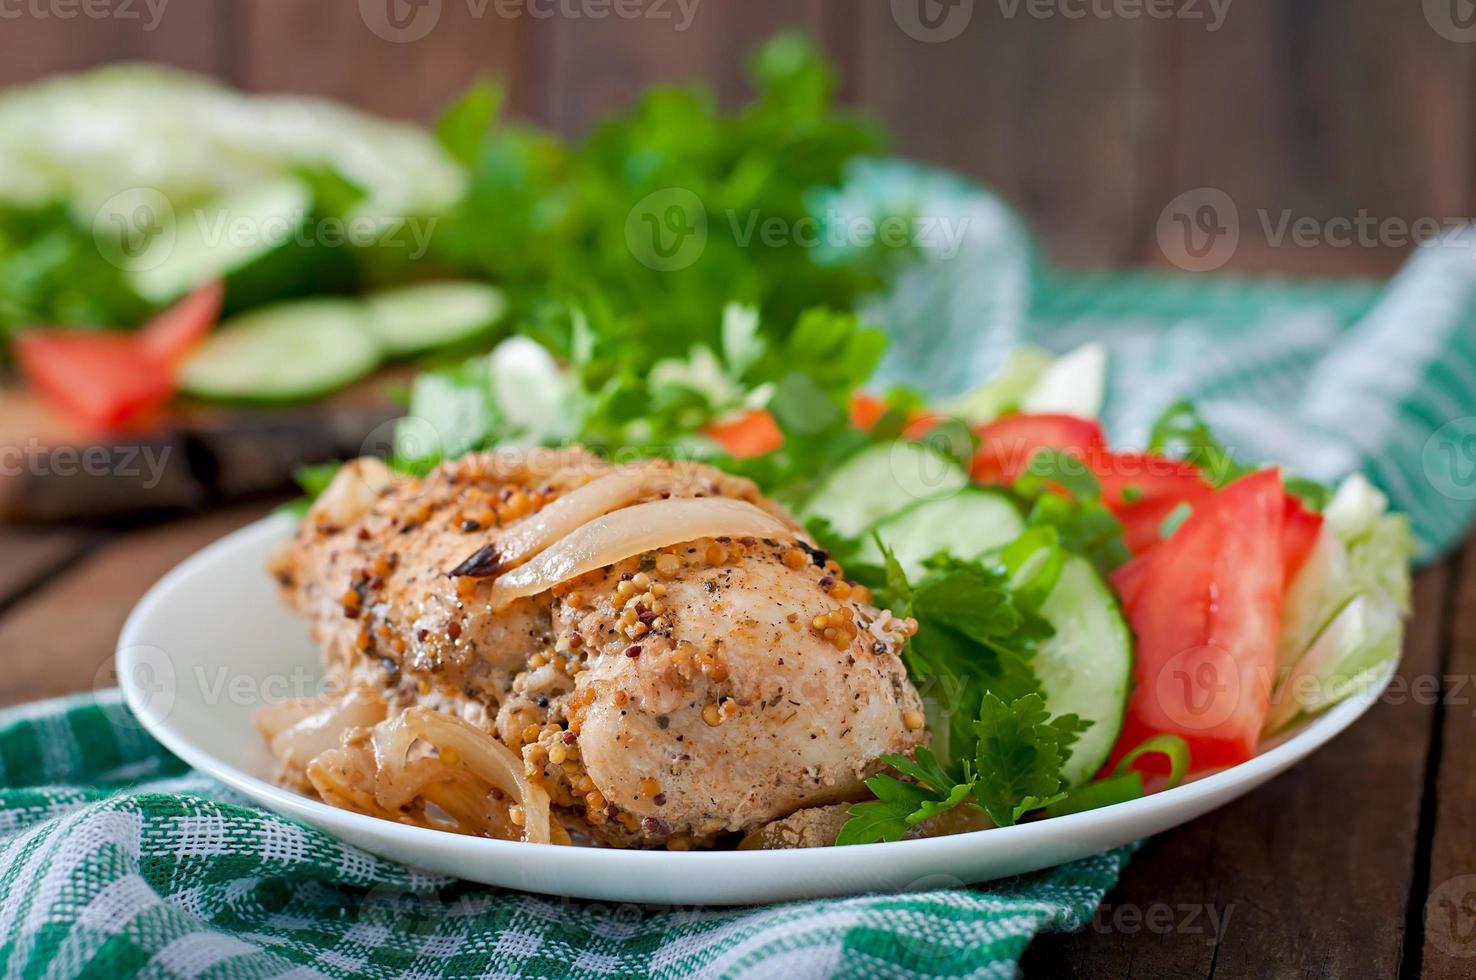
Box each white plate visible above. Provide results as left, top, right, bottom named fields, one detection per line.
left=118, top=512, right=1393, bottom=906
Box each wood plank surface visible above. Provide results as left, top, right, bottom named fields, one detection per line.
left=0, top=0, right=226, bottom=86
left=531, top=0, right=838, bottom=137
left=1152, top=0, right=1473, bottom=276
left=0, top=501, right=279, bottom=706
left=230, top=0, right=525, bottom=122
left=1420, top=543, right=1476, bottom=977
left=854, top=3, right=1166, bottom=267
left=0, top=527, right=98, bottom=611
left=1024, top=562, right=1452, bottom=977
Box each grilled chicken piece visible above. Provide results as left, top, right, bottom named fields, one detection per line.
left=271, top=449, right=925, bottom=847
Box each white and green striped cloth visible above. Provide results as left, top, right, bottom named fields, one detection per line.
left=0, top=692, right=1129, bottom=979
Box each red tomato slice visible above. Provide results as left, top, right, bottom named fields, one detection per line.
left=703, top=409, right=783, bottom=458
left=849, top=392, right=885, bottom=430
left=1281, top=492, right=1324, bottom=582
left=1093, top=451, right=1211, bottom=509
left=1110, top=469, right=1286, bottom=774
left=138, top=280, right=224, bottom=369
left=971, top=413, right=1107, bottom=484
left=901, top=412, right=943, bottom=440
left=1112, top=495, right=1188, bottom=556
left=14, top=330, right=173, bottom=429
left=1093, top=451, right=1214, bottom=554
left=1110, top=549, right=1154, bottom=612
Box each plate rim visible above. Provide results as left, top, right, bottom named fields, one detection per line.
left=117, top=511, right=1396, bottom=885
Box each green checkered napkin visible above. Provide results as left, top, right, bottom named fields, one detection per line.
left=0, top=692, right=1128, bottom=979
left=6, top=161, right=1471, bottom=979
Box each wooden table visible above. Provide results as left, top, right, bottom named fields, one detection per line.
left=0, top=506, right=1467, bottom=977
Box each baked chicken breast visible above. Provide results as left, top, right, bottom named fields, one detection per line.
left=267, top=448, right=925, bottom=848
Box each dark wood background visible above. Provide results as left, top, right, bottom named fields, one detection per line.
left=6, top=0, right=1472, bottom=276
left=5, top=2, right=1476, bottom=977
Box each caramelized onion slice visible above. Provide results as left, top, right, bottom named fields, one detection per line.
left=268, top=690, right=387, bottom=771
left=490, top=496, right=794, bottom=608
left=455, top=463, right=755, bottom=578
left=395, top=707, right=554, bottom=844
left=452, top=468, right=657, bottom=578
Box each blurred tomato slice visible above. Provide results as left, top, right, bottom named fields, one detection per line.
left=15, top=331, right=173, bottom=429
left=1281, top=492, right=1324, bottom=582
left=1093, top=451, right=1211, bottom=508
left=703, top=408, right=783, bottom=458
left=1110, top=549, right=1153, bottom=612
left=849, top=392, right=886, bottom=430
left=138, top=280, right=225, bottom=368
left=1110, top=469, right=1286, bottom=774
left=971, top=413, right=1107, bottom=484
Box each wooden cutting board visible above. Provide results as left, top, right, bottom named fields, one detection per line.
left=0, top=372, right=407, bottom=524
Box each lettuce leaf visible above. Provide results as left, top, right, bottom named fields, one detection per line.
left=1266, top=474, right=1415, bottom=733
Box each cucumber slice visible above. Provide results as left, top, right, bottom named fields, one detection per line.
left=129, top=179, right=355, bottom=311
left=852, top=489, right=1024, bottom=578
left=365, top=281, right=507, bottom=356
left=1034, top=554, right=1133, bottom=786
left=179, top=299, right=383, bottom=402
left=801, top=442, right=969, bottom=539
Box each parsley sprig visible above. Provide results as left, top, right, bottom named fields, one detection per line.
left=834, top=536, right=1091, bottom=844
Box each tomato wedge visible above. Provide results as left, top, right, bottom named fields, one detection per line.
left=1110, top=469, right=1286, bottom=774
left=971, top=413, right=1107, bottom=484
left=1110, top=549, right=1153, bottom=612
left=1091, top=451, right=1211, bottom=554
left=703, top=409, right=784, bottom=458
left=15, top=331, right=174, bottom=429
left=1281, top=493, right=1324, bottom=582
left=138, top=280, right=224, bottom=368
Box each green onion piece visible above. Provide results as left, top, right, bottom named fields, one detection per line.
left=1044, top=772, right=1145, bottom=818
left=1113, top=733, right=1192, bottom=788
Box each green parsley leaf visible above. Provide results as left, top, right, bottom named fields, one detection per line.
left=834, top=748, right=978, bottom=845
left=1018, top=487, right=1130, bottom=579
left=1148, top=400, right=1253, bottom=488
left=972, top=693, right=1087, bottom=826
